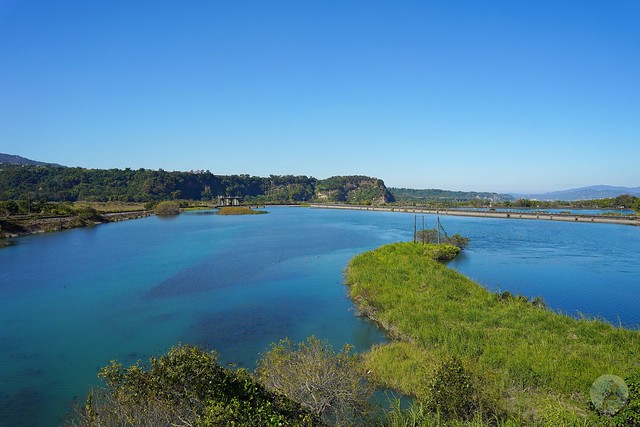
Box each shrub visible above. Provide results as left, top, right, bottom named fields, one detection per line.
left=154, top=201, right=180, bottom=216
left=611, top=373, right=640, bottom=426
left=425, top=356, right=479, bottom=421
left=416, top=229, right=470, bottom=249
left=448, top=233, right=470, bottom=249
left=256, top=337, right=375, bottom=426
left=429, top=244, right=461, bottom=261
left=74, top=206, right=102, bottom=222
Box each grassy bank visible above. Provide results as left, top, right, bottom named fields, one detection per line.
left=73, top=201, right=147, bottom=213
left=345, top=243, right=640, bottom=425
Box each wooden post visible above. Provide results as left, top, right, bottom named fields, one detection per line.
left=413, top=215, right=417, bottom=243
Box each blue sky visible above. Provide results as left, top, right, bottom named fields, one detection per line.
left=1, top=1, right=638, bottom=193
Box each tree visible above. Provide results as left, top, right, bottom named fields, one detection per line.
left=256, top=337, right=375, bottom=426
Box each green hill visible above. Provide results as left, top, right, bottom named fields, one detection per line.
left=0, top=163, right=393, bottom=205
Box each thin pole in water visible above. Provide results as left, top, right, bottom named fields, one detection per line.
left=413, top=215, right=417, bottom=243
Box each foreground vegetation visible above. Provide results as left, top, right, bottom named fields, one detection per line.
left=69, top=338, right=383, bottom=426
left=66, top=345, right=320, bottom=426
left=345, top=242, right=640, bottom=425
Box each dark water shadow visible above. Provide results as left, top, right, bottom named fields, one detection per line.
left=144, top=224, right=373, bottom=300
left=0, top=388, right=46, bottom=427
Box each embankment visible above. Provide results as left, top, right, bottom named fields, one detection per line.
left=311, top=203, right=640, bottom=226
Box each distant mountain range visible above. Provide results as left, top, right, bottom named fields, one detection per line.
left=511, top=186, right=640, bottom=201
left=0, top=153, right=63, bottom=167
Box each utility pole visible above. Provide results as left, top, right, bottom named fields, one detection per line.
left=437, top=216, right=441, bottom=245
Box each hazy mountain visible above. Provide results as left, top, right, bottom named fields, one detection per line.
left=0, top=153, right=63, bottom=167
left=512, top=185, right=640, bottom=201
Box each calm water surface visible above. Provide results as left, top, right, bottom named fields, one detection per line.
left=1, top=206, right=639, bottom=425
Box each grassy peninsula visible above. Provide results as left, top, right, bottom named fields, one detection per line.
left=345, top=242, right=640, bottom=425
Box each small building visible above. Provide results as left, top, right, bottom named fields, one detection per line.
left=218, top=196, right=242, bottom=207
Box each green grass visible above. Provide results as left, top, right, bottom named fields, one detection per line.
left=345, top=242, right=640, bottom=425
left=217, top=206, right=267, bottom=215
left=74, top=201, right=147, bottom=213
left=181, top=205, right=214, bottom=211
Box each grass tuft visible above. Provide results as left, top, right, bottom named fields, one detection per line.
left=216, top=206, right=267, bottom=215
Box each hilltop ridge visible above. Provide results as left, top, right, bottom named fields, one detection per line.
left=0, top=153, right=63, bottom=167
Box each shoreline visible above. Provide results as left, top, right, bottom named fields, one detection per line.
left=3, top=202, right=637, bottom=244
left=0, top=210, right=152, bottom=242
left=309, top=203, right=640, bottom=226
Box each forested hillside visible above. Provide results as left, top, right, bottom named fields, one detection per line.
left=0, top=164, right=393, bottom=205
left=316, top=176, right=394, bottom=204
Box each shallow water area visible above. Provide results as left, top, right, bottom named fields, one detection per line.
left=1, top=206, right=639, bottom=425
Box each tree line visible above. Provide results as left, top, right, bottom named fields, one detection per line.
left=0, top=164, right=393, bottom=205
left=391, top=188, right=640, bottom=212
left=503, top=195, right=640, bottom=211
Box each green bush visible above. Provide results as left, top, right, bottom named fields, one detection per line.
left=154, top=201, right=180, bottom=216
left=429, top=244, right=461, bottom=261
left=448, top=233, right=470, bottom=249
left=611, top=373, right=640, bottom=426
left=426, top=356, right=479, bottom=421
left=74, top=206, right=102, bottom=222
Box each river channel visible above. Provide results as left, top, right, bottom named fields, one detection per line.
left=1, top=206, right=638, bottom=425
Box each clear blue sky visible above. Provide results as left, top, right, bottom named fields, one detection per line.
left=1, top=1, right=638, bottom=193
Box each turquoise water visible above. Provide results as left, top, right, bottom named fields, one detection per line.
left=1, top=206, right=639, bottom=425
